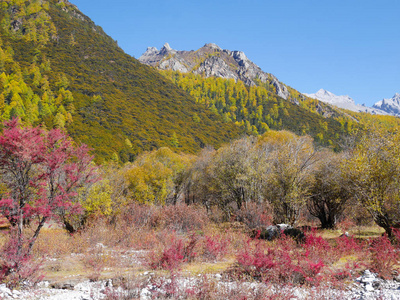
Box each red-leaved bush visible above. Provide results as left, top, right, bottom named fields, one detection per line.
left=0, top=234, right=43, bottom=288
left=202, top=234, right=229, bottom=261
left=235, top=236, right=327, bottom=286
left=335, top=235, right=363, bottom=257
left=147, top=233, right=198, bottom=271
left=302, top=232, right=333, bottom=264
left=368, top=235, right=399, bottom=279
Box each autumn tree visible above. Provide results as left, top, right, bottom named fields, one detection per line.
left=124, top=147, right=193, bottom=205
left=179, top=146, right=215, bottom=207
left=206, top=136, right=259, bottom=217
left=344, top=128, right=400, bottom=237
left=57, top=163, right=129, bottom=233
left=307, top=151, right=350, bottom=229
left=0, top=118, right=95, bottom=274
left=260, top=131, right=317, bottom=225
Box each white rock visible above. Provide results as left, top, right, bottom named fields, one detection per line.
left=0, top=284, right=12, bottom=297
left=365, top=283, right=375, bottom=292
left=140, top=287, right=151, bottom=300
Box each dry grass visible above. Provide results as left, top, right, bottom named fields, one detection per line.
left=1, top=204, right=394, bottom=291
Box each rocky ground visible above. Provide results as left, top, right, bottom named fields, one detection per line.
left=1, top=270, right=400, bottom=300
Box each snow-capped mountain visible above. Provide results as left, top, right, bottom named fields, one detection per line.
left=304, top=89, right=387, bottom=115
left=373, top=93, right=400, bottom=116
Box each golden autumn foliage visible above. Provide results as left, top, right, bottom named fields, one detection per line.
left=343, top=127, right=400, bottom=236
left=124, top=148, right=194, bottom=205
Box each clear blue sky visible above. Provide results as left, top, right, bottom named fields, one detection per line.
left=70, top=0, right=399, bottom=106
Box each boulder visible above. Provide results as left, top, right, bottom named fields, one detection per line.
left=251, top=224, right=305, bottom=242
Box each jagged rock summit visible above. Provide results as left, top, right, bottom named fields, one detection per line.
left=139, top=43, right=290, bottom=99
left=373, top=93, right=400, bottom=116
left=304, top=89, right=388, bottom=115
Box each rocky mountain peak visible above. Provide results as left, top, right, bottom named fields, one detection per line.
left=203, top=43, right=221, bottom=50
left=138, top=43, right=290, bottom=100
left=160, top=42, right=173, bottom=54
left=143, top=46, right=158, bottom=55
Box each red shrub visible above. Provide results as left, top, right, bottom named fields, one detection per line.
left=202, top=234, right=229, bottom=261
left=235, top=238, right=324, bottom=285
left=233, top=233, right=337, bottom=286
left=303, top=232, right=332, bottom=264
left=0, top=235, right=43, bottom=288
left=368, top=235, right=399, bottom=279
left=335, top=235, right=363, bottom=256
left=147, top=233, right=198, bottom=271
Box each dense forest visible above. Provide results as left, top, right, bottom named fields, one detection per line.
left=162, top=70, right=350, bottom=148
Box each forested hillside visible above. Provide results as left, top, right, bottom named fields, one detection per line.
left=162, top=70, right=350, bottom=148
left=141, top=44, right=400, bottom=150
left=0, top=0, right=241, bottom=162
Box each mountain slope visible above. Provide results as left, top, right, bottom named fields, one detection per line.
left=0, top=0, right=241, bottom=162
left=304, top=89, right=387, bottom=115
left=140, top=44, right=367, bottom=148
left=160, top=71, right=350, bottom=148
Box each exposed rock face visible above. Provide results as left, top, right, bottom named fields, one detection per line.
left=139, top=43, right=290, bottom=100
left=194, top=56, right=237, bottom=80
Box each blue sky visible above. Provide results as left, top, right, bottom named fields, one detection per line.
left=70, top=0, right=399, bottom=106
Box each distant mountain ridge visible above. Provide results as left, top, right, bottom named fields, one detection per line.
left=139, top=43, right=290, bottom=99
left=373, top=93, right=400, bottom=116
left=140, top=44, right=399, bottom=120
left=304, top=89, right=388, bottom=115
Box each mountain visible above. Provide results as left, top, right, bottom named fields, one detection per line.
left=304, top=89, right=388, bottom=115
left=373, top=93, right=400, bottom=116
left=0, top=0, right=241, bottom=162
left=140, top=43, right=374, bottom=148
left=139, top=43, right=290, bottom=100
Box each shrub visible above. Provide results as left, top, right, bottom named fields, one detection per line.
left=156, top=203, right=209, bottom=232
left=235, top=202, right=273, bottom=229
left=121, top=202, right=159, bottom=229
left=0, top=235, right=43, bottom=288
left=147, top=233, right=198, bottom=271
left=303, top=232, right=332, bottom=264
left=368, top=235, right=399, bottom=279
left=335, top=235, right=363, bottom=257
left=233, top=234, right=331, bottom=286
left=202, top=234, right=229, bottom=261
